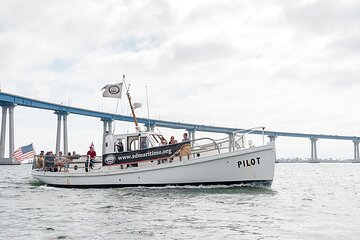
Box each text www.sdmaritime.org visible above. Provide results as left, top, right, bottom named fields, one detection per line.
left=117, top=149, right=173, bottom=161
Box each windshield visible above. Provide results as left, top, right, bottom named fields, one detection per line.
left=151, top=134, right=163, bottom=143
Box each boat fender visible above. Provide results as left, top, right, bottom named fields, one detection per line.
left=74, top=165, right=78, bottom=170
left=197, top=153, right=200, bottom=157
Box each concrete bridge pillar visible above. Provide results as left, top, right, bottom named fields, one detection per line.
left=101, top=118, right=113, bottom=155
left=55, top=113, right=61, bottom=154
left=147, top=124, right=155, bottom=132
left=63, top=113, right=69, bottom=154
left=309, top=137, right=319, bottom=163
left=9, top=105, right=15, bottom=158
left=268, top=135, right=277, bottom=142
left=0, top=106, right=8, bottom=158
left=353, top=140, right=360, bottom=163
left=55, top=111, right=69, bottom=155
left=0, top=104, right=16, bottom=164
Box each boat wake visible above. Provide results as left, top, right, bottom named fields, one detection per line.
left=126, top=182, right=273, bottom=190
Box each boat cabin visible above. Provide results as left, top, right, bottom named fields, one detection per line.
left=104, top=132, right=166, bottom=154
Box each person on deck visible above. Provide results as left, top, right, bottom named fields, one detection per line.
left=180, top=133, right=191, bottom=160
left=55, top=151, right=65, bottom=172
left=168, top=137, right=178, bottom=162
left=85, top=143, right=96, bottom=172
left=182, top=133, right=190, bottom=142
left=64, top=152, right=72, bottom=172
left=37, top=151, right=45, bottom=169
left=44, top=151, right=55, bottom=171
left=160, top=137, right=167, bottom=145
left=169, top=136, right=177, bottom=145
left=71, top=151, right=81, bottom=159
left=116, top=139, right=124, bottom=152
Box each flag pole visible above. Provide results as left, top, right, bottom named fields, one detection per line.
left=31, top=143, right=36, bottom=165
left=145, top=85, right=151, bottom=131
left=123, top=75, right=140, bottom=131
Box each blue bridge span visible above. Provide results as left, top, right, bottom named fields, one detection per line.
left=0, top=91, right=359, bottom=164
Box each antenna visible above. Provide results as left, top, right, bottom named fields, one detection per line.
left=113, top=76, right=125, bottom=134
left=145, top=85, right=150, bottom=131
left=113, top=92, right=121, bottom=134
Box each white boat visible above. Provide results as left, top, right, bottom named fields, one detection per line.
left=31, top=130, right=276, bottom=187
left=31, top=77, right=276, bottom=187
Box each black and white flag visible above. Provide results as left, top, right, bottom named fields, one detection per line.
left=102, top=83, right=123, bottom=98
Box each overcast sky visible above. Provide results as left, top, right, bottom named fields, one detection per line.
left=1, top=0, right=360, bottom=159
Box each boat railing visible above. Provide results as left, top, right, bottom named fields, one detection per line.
left=32, top=154, right=103, bottom=172
left=230, top=126, right=265, bottom=151
left=189, top=137, right=221, bottom=154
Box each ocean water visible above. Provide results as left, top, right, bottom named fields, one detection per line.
left=0, top=163, right=359, bottom=240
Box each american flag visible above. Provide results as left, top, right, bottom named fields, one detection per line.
left=13, top=143, right=35, bottom=161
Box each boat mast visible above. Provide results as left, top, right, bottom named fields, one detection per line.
left=123, top=75, right=140, bottom=131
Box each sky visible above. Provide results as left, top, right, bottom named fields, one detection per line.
left=0, top=0, right=360, bottom=159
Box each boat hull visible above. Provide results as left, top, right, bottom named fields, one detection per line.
left=31, top=143, right=276, bottom=187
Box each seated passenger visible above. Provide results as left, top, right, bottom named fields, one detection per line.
left=160, top=137, right=167, bottom=145
left=64, top=152, right=72, bottom=171
left=168, top=137, right=178, bottom=162
left=37, top=150, right=45, bottom=169
left=55, top=151, right=65, bottom=172
left=182, top=133, right=190, bottom=142
left=71, top=151, right=81, bottom=159
left=169, top=136, right=177, bottom=145
left=44, top=151, right=55, bottom=171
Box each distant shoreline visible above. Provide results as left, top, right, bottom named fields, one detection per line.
left=276, top=159, right=357, bottom=163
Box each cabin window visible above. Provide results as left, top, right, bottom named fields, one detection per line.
left=129, top=139, right=139, bottom=151
left=140, top=137, right=151, bottom=149
left=151, top=134, right=159, bottom=143
left=128, top=136, right=139, bottom=151
left=114, top=139, right=125, bottom=152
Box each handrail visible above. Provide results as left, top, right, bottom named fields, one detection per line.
left=230, top=126, right=266, bottom=151
left=188, top=137, right=221, bottom=154
left=32, top=154, right=103, bottom=170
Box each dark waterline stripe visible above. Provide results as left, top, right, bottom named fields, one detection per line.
left=45, top=180, right=272, bottom=188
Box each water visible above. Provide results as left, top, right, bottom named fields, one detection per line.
left=0, top=163, right=359, bottom=240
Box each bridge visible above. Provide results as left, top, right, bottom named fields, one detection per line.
left=0, top=91, right=359, bottom=164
